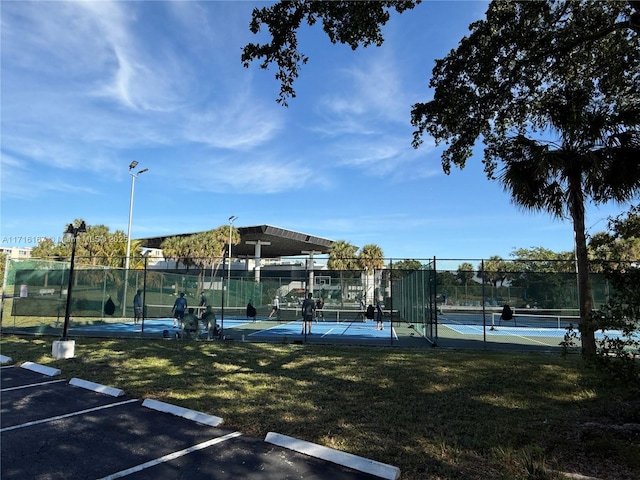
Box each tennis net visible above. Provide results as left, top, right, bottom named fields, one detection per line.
left=437, top=306, right=580, bottom=329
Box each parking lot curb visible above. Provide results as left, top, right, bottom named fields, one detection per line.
left=265, top=432, right=401, bottom=480
left=142, top=398, right=223, bottom=427
left=20, top=361, right=61, bottom=377
left=69, top=378, right=125, bottom=397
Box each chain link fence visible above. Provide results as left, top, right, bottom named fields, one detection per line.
left=0, top=256, right=631, bottom=350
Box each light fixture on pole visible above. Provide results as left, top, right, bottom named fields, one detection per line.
left=52, top=221, right=87, bottom=359
left=227, top=215, right=237, bottom=306
left=122, top=161, right=148, bottom=316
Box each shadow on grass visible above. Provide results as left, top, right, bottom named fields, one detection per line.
left=1, top=334, right=638, bottom=480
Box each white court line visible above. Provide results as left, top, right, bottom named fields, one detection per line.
left=248, top=321, right=300, bottom=336
left=499, top=331, right=557, bottom=346
left=97, top=431, right=243, bottom=479
left=456, top=325, right=560, bottom=347
left=0, top=399, right=138, bottom=432
left=321, top=328, right=337, bottom=338
left=2, top=379, right=66, bottom=392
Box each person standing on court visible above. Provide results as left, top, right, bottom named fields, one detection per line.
left=171, top=292, right=187, bottom=328
left=246, top=300, right=257, bottom=322
left=315, top=297, right=324, bottom=320
left=133, top=289, right=143, bottom=325
left=375, top=300, right=384, bottom=331
left=365, top=303, right=375, bottom=323
left=268, top=295, right=279, bottom=319
left=301, top=292, right=315, bottom=335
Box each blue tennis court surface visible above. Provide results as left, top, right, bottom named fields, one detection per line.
left=251, top=321, right=397, bottom=339
left=74, top=318, right=397, bottom=340
left=76, top=317, right=252, bottom=334
left=444, top=324, right=628, bottom=339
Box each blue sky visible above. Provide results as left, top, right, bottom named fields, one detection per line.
left=1, top=1, right=632, bottom=261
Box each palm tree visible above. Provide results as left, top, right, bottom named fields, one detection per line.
left=327, top=240, right=358, bottom=307
left=160, top=236, right=192, bottom=271
left=358, top=244, right=385, bottom=304
left=496, top=90, right=640, bottom=356
left=457, top=262, right=474, bottom=305
left=190, top=231, right=222, bottom=297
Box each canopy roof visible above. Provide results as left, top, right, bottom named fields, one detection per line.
left=139, top=225, right=333, bottom=259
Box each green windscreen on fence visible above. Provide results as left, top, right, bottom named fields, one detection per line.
left=2, top=256, right=626, bottom=348
left=392, top=260, right=438, bottom=344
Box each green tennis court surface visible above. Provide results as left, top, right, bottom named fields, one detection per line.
left=444, top=324, right=629, bottom=339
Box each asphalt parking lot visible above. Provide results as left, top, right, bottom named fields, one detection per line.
left=1, top=356, right=399, bottom=480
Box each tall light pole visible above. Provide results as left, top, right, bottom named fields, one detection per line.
left=61, top=221, right=87, bottom=340
left=122, top=161, right=148, bottom=316
left=227, top=216, right=237, bottom=306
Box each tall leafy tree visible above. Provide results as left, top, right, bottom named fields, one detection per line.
left=585, top=204, right=640, bottom=371
left=30, top=238, right=61, bottom=259
left=478, top=256, right=510, bottom=289
left=410, top=1, right=640, bottom=356
left=241, top=1, right=421, bottom=106
left=327, top=240, right=358, bottom=306
left=510, top=247, right=575, bottom=274
left=243, top=1, right=640, bottom=356
left=30, top=221, right=131, bottom=268
left=589, top=205, right=640, bottom=268
left=242, top=1, right=640, bottom=107
left=391, top=259, right=423, bottom=280
left=510, top=247, right=577, bottom=310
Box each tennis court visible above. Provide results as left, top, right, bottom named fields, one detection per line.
left=246, top=320, right=397, bottom=340
left=72, top=316, right=399, bottom=342
left=444, top=324, right=627, bottom=339
left=76, top=317, right=251, bottom=334
left=429, top=307, right=637, bottom=350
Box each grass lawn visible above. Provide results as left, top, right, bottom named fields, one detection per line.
left=1, top=334, right=638, bottom=480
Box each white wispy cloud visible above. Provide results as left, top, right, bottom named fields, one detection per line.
left=1, top=0, right=285, bottom=198
left=183, top=96, right=284, bottom=150
left=317, top=50, right=408, bottom=130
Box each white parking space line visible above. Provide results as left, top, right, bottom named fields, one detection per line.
left=97, top=431, right=243, bottom=480
left=0, top=399, right=138, bottom=432
left=1, top=379, right=66, bottom=392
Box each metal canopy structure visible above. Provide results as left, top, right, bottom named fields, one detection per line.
left=138, top=225, right=333, bottom=259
